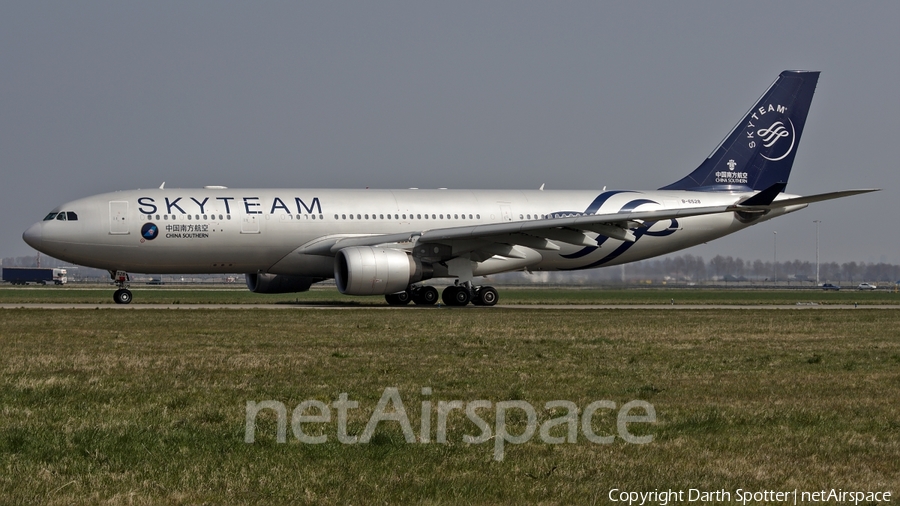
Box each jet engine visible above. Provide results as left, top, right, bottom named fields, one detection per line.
left=334, top=247, right=431, bottom=295
left=245, top=273, right=320, bottom=294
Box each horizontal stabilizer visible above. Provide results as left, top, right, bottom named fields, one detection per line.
left=732, top=188, right=880, bottom=211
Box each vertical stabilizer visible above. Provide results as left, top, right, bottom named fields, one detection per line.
left=660, top=71, right=819, bottom=192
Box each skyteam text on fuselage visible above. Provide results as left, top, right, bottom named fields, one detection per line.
left=22, top=71, right=877, bottom=305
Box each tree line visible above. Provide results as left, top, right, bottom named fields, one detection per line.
left=625, top=254, right=900, bottom=283
left=3, top=253, right=899, bottom=284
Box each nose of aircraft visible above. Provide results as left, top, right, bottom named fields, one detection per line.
left=22, top=223, right=43, bottom=250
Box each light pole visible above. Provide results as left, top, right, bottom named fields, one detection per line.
left=813, top=220, right=821, bottom=286
left=773, top=231, right=777, bottom=286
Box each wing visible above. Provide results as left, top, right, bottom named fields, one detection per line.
left=297, top=204, right=733, bottom=259
left=297, top=188, right=878, bottom=270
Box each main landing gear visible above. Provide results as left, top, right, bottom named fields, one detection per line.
left=442, top=283, right=498, bottom=307
left=384, top=283, right=498, bottom=307
left=385, top=285, right=439, bottom=306
left=111, top=270, right=133, bottom=305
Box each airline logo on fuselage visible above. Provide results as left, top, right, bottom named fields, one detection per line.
left=136, top=196, right=323, bottom=216
left=140, top=223, right=159, bottom=240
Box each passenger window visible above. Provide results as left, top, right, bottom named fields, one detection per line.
left=66, top=212, right=78, bottom=221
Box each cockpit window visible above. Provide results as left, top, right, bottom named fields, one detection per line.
left=56, top=213, right=67, bottom=221
left=66, top=212, right=78, bottom=221
left=44, top=213, right=58, bottom=221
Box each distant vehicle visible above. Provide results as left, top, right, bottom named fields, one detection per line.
left=857, top=282, right=877, bottom=291
left=147, top=278, right=165, bottom=285
left=821, top=283, right=840, bottom=291
left=2, top=267, right=67, bottom=285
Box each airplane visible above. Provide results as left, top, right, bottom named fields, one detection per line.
left=22, top=70, right=877, bottom=306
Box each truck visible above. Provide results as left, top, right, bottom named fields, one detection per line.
left=2, top=267, right=67, bottom=285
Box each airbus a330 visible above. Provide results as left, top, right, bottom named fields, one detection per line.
left=22, top=71, right=876, bottom=305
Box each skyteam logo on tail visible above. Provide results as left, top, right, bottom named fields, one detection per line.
left=745, top=103, right=795, bottom=161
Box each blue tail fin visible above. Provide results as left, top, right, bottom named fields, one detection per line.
left=660, top=70, right=820, bottom=192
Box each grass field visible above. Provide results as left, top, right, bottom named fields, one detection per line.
left=1, top=305, right=898, bottom=504
left=1, top=284, right=898, bottom=306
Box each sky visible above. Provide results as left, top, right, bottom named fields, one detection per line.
left=1, top=2, right=897, bottom=266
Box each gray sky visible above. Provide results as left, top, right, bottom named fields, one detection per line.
left=2, top=2, right=897, bottom=265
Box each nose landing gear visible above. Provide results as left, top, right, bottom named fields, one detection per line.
left=110, top=270, right=133, bottom=304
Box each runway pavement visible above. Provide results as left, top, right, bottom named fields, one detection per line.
left=1, top=303, right=897, bottom=310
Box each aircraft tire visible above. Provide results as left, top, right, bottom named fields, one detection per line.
left=413, top=286, right=438, bottom=305
left=442, top=285, right=470, bottom=306
left=476, top=286, right=498, bottom=306
left=385, top=291, right=411, bottom=306
left=441, top=286, right=458, bottom=306
left=113, top=289, right=133, bottom=305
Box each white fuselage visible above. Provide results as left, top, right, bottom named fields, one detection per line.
left=24, top=187, right=803, bottom=278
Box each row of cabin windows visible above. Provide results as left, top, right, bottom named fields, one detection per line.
left=139, top=214, right=327, bottom=221
left=137, top=212, right=564, bottom=222
left=43, top=212, right=78, bottom=221
left=335, top=213, right=481, bottom=221
left=47, top=211, right=561, bottom=224
left=142, top=214, right=232, bottom=221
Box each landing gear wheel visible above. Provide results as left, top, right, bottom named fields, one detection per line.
left=385, top=291, right=411, bottom=306
left=113, top=288, right=133, bottom=305
left=413, top=286, right=439, bottom=305
left=442, top=285, right=470, bottom=306
left=476, top=286, right=498, bottom=306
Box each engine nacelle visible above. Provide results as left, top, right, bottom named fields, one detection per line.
left=245, top=273, right=320, bottom=294
left=334, top=247, right=431, bottom=295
